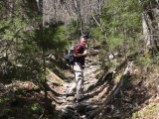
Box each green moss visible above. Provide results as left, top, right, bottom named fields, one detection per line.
left=30, top=103, right=42, bottom=113
left=0, top=97, right=10, bottom=105
left=132, top=104, right=159, bottom=119
left=0, top=108, right=12, bottom=118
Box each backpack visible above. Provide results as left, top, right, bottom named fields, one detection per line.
left=64, top=46, right=75, bottom=65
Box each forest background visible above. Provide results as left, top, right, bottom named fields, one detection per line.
left=0, top=0, right=159, bottom=119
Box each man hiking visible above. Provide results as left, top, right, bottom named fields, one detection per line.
left=73, top=34, right=89, bottom=100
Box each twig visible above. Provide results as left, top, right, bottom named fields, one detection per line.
left=39, top=110, right=45, bottom=119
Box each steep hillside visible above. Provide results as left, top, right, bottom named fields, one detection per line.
left=1, top=41, right=159, bottom=119
left=45, top=46, right=159, bottom=119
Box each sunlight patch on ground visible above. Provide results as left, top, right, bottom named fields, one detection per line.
left=132, top=103, right=159, bottom=119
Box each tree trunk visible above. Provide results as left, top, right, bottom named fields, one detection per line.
left=141, top=0, right=159, bottom=51
left=142, top=12, right=151, bottom=49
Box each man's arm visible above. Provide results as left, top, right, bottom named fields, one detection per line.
left=74, top=49, right=88, bottom=57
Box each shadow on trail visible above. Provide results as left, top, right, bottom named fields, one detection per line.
left=88, top=72, right=151, bottom=119
left=86, top=72, right=113, bottom=92
left=79, top=73, right=114, bottom=102
left=47, top=51, right=152, bottom=119
left=81, top=56, right=129, bottom=101
left=83, top=52, right=151, bottom=119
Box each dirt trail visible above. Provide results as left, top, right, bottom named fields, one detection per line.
left=46, top=56, right=106, bottom=119
left=46, top=53, right=159, bottom=119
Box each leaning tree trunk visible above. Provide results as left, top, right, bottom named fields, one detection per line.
left=141, top=0, right=159, bottom=52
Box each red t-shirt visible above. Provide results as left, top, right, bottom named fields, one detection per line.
left=73, top=43, right=86, bottom=66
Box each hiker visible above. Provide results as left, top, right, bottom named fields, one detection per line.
left=73, top=35, right=89, bottom=100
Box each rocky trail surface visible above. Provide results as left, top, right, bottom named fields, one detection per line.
left=46, top=53, right=159, bottom=119
left=42, top=45, right=159, bottom=119
left=1, top=51, right=159, bottom=119
left=46, top=56, right=104, bottom=119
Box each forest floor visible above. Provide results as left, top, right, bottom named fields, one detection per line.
left=45, top=53, right=159, bottom=119
left=1, top=52, right=159, bottom=119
